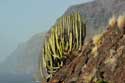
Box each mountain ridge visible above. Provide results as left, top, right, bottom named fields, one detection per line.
left=0, top=32, right=45, bottom=76
left=63, top=0, right=125, bottom=40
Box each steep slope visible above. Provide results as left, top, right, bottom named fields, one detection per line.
left=0, top=32, right=45, bottom=76
left=47, top=15, right=125, bottom=83
left=40, top=0, right=125, bottom=82
left=64, top=0, right=125, bottom=40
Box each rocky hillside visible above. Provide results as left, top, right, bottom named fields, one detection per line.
left=48, top=16, right=125, bottom=83
left=39, top=0, right=125, bottom=83
left=64, top=0, right=125, bottom=40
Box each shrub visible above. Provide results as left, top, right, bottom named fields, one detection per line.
left=117, top=15, right=125, bottom=29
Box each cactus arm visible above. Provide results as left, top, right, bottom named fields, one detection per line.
left=75, top=21, right=79, bottom=50
left=77, top=13, right=83, bottom=50
left=72, top=15, right=76, bottom=51
left=55, top=26, right=62, bottom=59
left=69, top=32, right=73, bottom=52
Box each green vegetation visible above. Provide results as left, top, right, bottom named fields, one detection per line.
left=40, top=12, right=86, bottom=80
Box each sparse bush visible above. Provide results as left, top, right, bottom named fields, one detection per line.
left=92, top=34, right=103, bottom=46
left=108, top=15, right=117, bottom=28
left=117, top=15, right=125, bottom=29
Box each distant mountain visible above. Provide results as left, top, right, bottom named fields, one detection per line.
left=64, top=0, right=125, bottom=40
left=0, top=32, right=45, bottom=76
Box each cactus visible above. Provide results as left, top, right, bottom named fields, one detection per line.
left=40, top=12, right=86, bottom=81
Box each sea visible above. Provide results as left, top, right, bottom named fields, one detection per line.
left=0, top=74, right=41, bottom=83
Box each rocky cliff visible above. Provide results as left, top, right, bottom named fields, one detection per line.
left=64, top=0, right=125, bottom=40
left=48, top=16, right=125, bottom=83
left=39, top=0, right=125, bottom=83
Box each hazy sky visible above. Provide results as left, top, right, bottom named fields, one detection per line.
left=0, top=0, right=93, bottom=62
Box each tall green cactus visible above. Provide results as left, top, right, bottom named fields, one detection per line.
left=41, top=12, right=86, bottom=81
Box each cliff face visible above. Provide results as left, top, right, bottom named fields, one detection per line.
left=48, top=22, right=125, bottom=83
left=41, top=0, right=125, bottom=83
left=64, top=0, right=125, bottom=40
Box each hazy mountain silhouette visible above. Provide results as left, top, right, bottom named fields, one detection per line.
left=0, top=32, right=45, bottom=77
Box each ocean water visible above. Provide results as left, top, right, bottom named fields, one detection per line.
left=0, top=81, right=38, bottom=83
left=0, top=74, right=41, bottom=83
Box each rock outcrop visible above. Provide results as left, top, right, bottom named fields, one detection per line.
left=41, top=0, right=125, bottom=83
left=47, top=16, right=125, bottom=83
left=64, top=0, right=125, bottom=40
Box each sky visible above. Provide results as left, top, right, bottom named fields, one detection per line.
left=0, top=0, right=93, bottom=62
